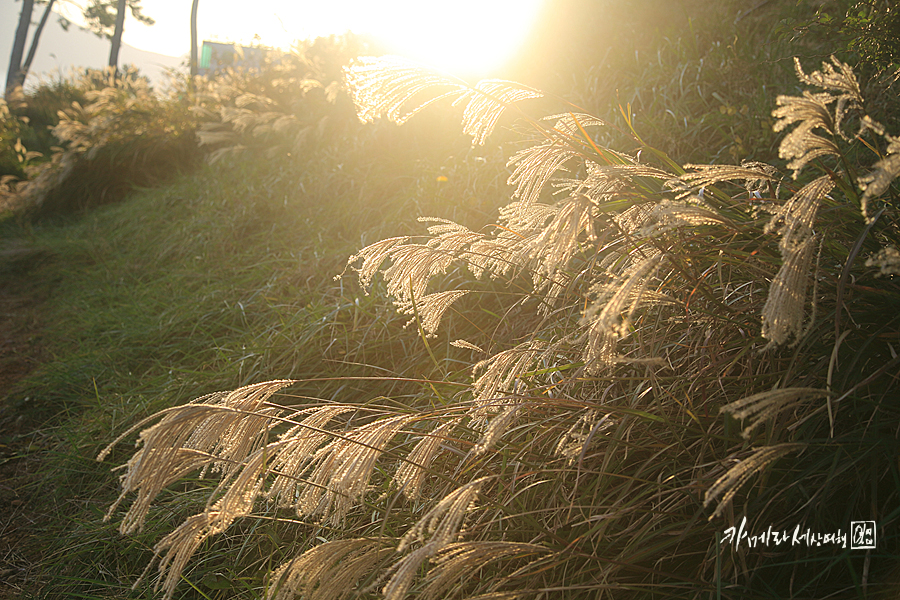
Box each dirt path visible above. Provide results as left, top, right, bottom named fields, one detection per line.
left=0, top=241, right=53, bottom=598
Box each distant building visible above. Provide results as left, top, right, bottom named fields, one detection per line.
left=198, top=41, right=271, bottom=75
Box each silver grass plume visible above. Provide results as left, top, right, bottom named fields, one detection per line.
left=859, top=131, right=900, bottom=222
left=583, top=162, right=670, bottom=183
left=581, top=251, right=664, bottom=372
left=98, top=380, right=294, bottom=535
left=609, top=202, right=656, bottom=238
left=344, top=56, right=542, bottom=145
left=471, top=340, right=550, bottom=402
left=772, top=57, right=862, bottom=179
left=552, top=163, right=626, bottom=209
left=759, top=174, right=832, bottom=347
left=394, top=418, right=462, bottom=499
left=450, top=339, right=486, bottom=353
left=382, top=478, right=490, bottom=600
left=765, top=175, right=833, bottom=251
left=267, top=538, right=394, bottom=600
left=474, top=404, right=521, bottom=455
left=381, top=243, right=458, bottom=303
left=463, top=202, right=556, bottom=280
left=704, top=443, right=804, bottom=519
left=506, top=139, right=580, bottom=210
left=463, top=233, right=524, bottom=281
left=638, top=198, right=730, bottom=237
left=377, top=219, right=482, bottom=306
left=420, top=542, right=549, bottom=600
left=504, top=111, right=615, bottom=214
left=456, top=80, right=544, bottom=145
left=554, top=409, right=615, bottom=465
left=341, top=236, right=410, bottom=291
left=720, top=388, right=830, bottom=440
left=792, top=55, right=862, bottom=139
left=674, top=162, right=779, bottom=198
left=520, top=194, right=597, bottom=288
left=381, top=545, right=436, bottom=600
left=346, top=206, right=591, bottom=339
left=772, top=91, right=840, bottom=179
left=298, top=414, right=414, bottom=524
left=397, top=476, right=489, bottom=553
left=396, top=289, right=471, bottom=337
left=344, top=56, right=466, bottom=125
left=143, top=442, right=274, bottom=599
left=866, top=245, right=900, bottom=277
left=265, top=405, right=357, bottom=506
left=144, top=511, right=227, bottom=599
left=498, top=200, right=559, bottom=234
left=761, top=233, right=818, bottom=347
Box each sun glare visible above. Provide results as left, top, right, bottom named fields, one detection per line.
left=70, top=0, right=545, bottom=80
left=278, top=0, right=545, bottom=78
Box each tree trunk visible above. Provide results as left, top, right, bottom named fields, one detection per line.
left=190, top=0, right=199, bottom=80
left=108, top=0, right=127, bottom=75
left=20, top=0, right=57, bottom=88
left=5, top=0, right=35, bottom=100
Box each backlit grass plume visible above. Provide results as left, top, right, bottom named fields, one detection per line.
left=100, top=55, right=900, bottom=599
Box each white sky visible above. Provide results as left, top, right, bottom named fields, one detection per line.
left=56, top=0, right=545, bottom=77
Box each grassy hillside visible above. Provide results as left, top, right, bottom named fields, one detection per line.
left=1, top=1, right=899, bottom=599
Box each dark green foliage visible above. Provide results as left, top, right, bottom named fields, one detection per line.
left=0, top=99, right=29, bottom=179
left=788, top=0, right=900, bottom=73
left=13, top=77, right=90, bottom=156
left=778, top=1, right=900, bottom=136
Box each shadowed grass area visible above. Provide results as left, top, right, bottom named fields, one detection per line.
left=0, top=133, right=512, bottom=597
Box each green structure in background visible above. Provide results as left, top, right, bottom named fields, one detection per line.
left=198, top=40, right=270, bottom=75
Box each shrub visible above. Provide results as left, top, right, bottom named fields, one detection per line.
left=0, top=97, right=30, bottom=179
left=14, top=75, right=92, bottom=155
left=9, top=66, right=200, bottom=218
left=0, top=97, right=45, bottom=214
left=194, top=34, right=374, bottom=164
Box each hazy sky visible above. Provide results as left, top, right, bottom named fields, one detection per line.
left=54, top=0, right=545, bottom=76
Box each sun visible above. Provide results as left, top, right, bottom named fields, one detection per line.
left=276, top=0, right=545, bottom=79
